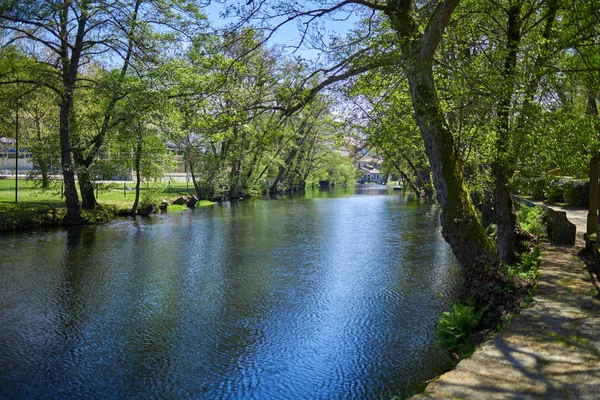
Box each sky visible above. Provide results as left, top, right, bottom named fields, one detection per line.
left=203, top=1, right=360, bottom=61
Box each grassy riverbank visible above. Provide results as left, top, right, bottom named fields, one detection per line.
left=0, top=178, right=214, bottom=232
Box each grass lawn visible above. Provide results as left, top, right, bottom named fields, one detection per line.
left=0, top=178, right=213, bottom=206
left=0, top=178, right=214, bottom=230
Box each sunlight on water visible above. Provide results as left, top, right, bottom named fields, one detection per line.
left=0, top=186, right=459, bottom=399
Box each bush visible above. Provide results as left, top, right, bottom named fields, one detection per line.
left=562, top=179, right=588, bottom=207
left=512, top=175, right=589, bottom=206
left=545, top=178, right=564, bottom=203
left=436, top=300, right=484, bottom=358
left=510, top=175, right=548, bottom=200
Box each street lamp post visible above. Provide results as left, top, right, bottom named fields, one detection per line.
left=14, top=81, right=19, bottom=203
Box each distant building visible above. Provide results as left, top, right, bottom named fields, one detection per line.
left=341, top=136, right=387, bottom=184
left=0, top=137, right=34, bottom=174
left=358, top=165, right=385, bottom=184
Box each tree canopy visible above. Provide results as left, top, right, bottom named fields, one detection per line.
left=1, top=0, right=599, bottom=301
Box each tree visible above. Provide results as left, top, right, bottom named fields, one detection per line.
left=347, top=70, right=433, bottom=198
left=228, top=0, right=500, bottom=294
left=442, top=0, right=598, bottom=262
left=0, top=0, right=206, bottom=222
left=269, top=96, right=333, bottom=193
left=174, top=29, right=329, bottom=200
left=22, top=86, right=60, bottom=189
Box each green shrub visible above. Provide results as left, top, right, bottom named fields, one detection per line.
left=545, top=178, right=564, bottom=202
left=562, top=179, right=588, bottom=207
left=510, top=175, right=548, bottom=200
left=139, top=194, right=157, bottom=209
left=436, top=300, right=483, bottom=358
left=511, top=175, right=589, bottom=206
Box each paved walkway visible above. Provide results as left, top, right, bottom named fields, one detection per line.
left=413, top=207, right=600, bottom=399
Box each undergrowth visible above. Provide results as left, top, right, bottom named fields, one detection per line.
left=435, top=298, right=486, bottom=358
left=517, top=205, right=546, bottom=238
left=503, top=244, right=541, bottom=282
left=435, top=206, right=544, bottom=361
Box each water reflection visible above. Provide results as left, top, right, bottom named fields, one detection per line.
left=0, top=188, right=459, bottom=399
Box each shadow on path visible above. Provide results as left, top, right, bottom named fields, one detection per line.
left=413, top=233, right=600, bottom=399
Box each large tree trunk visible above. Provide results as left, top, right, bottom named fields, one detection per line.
left=494, top=162, right=517, bottom=263
left=58, top=0, right=88, bottom=224
left=406, top=63, right=498, bottom=271
left=496, top=0, right=559, bottom=263
left=76, top=164, right=98, bottom=210
left=59, top=102, right=82, bottom=224
left=71, top=0, right=142, bottom=211
left=494, top=2, right=522, bottom=264
left=385, top=0, right=499, bottom=288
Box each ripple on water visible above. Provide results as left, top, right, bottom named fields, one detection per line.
left=0, top=189, right=459, bottom=399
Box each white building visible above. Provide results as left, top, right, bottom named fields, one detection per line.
left=0, top=137, right=34, bottom=174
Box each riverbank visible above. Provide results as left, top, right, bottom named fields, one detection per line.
left=0, top=180, right=214, bottom=233
left=412, top=213, right=600, bottom=399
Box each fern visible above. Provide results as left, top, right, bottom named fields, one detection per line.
left=435, top=300, right=483, bottom=358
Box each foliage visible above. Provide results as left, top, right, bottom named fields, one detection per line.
left=562, top=180, right=589, bottom=207
left=80, top=205, right=119, bottom=224
left=510, top=175, right=550, bottom=200
left=503, top=245, right=541, bottom=282
left=513, top=176, right=589, bottom=206
left=307, top=151, right=356, bottom=187
left=347, top=71, right=433, bottom=198
left=436, top=299, right=484, bottom=358
left=516, top=206, right=546, bottom=238
left=139, top=185, right=163, bottom=211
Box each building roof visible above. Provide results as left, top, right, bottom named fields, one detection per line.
left=361, top=167, right=381, bottom=174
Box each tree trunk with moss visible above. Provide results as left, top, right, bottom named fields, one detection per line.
left=406, top=62, right=498, bottom=271
left=385, top=0, right=499, bottom=288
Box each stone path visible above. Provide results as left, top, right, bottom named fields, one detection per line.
left=412, top=207, right=600, bottom=399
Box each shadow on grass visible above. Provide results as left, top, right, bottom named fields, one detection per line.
left=0, top=201, right=66, bottom=232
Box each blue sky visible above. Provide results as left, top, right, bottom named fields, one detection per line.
left=203, top=1, right=360, bottom=61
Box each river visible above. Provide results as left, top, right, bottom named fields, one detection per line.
left=0, top=185, right=460, bottom=399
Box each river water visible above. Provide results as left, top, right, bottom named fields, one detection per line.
left=0, top=186, right=460, bottom=399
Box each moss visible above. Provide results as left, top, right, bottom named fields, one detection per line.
left=80, top=205, right=118, bottom=224
left=548, top=332, right=588, bottom=348
left=167, top=204, right=189, bottom=211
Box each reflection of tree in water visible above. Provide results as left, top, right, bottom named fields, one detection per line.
left=61, top=225, right=100, bottom=325
left=39, top=225, right=102, bottom=396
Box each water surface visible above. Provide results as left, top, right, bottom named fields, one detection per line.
left=0, top=186, right=460, bottom=399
